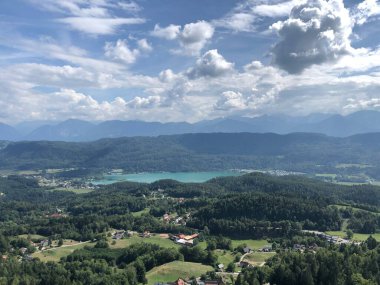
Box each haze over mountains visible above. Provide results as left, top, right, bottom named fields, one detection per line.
left=1, top=110, right=380, bottom=141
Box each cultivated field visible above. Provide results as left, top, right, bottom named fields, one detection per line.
left=146, top=261, right=213, bottom=285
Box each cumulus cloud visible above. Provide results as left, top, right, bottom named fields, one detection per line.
left=152, top=24, right=181, bottom=40
left=152, top=21, right=214, bottom=55
left=126, top=95, right=161, bottom=108
left=270, top=0, right=353, bottom=74
left=137, top=39, right=153, bottom=52
left=215, top=91, right=246, bottom=110
left=187, top=49, right=234, bottom=79
left=104, top=39, right=140, bottom=64
left=353, top=0, right=380, bottom=25
left=244, top=60, right=264, bottom=72
left=159, top=69, right=178, bottom=82
left=104, top=38, right=152, bottom=65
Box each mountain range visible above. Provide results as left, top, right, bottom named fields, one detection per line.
left=1, top=110, right=380, bottom=141
left=1, top=132, right=380, bottom=176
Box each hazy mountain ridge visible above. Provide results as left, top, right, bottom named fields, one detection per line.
left=1, top=110, right=380, bottom=141
left=1, top=132, right=380, bottom=175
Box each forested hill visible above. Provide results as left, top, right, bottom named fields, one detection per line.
left=1, top=132, right=380, bottom=173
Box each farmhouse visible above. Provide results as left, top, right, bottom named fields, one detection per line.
left=112, top=231, right=125, bottom=240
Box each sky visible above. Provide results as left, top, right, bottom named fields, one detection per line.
left=0, top=0, right=380, bottom=124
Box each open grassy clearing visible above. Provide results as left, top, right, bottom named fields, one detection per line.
left=32, top=241, right=95, bottom=262
left=214, top=250, right=240, bottom=272
left=243, top=252, right=276, bottom=266
left=331, top=204, right=379, bottom=215
left=231, top=239, right=270, bottom=250
left=109, top=235, right=180, bottom=249
left=146, top=261, right=213, bottom=285
left=131, top=208, right=150, bottom=217
left=325, top=231, right=380, bottom=241
left=18, top=234, right=46, bottom=241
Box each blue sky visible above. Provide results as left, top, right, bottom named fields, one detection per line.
left=0, top=0, right=380, bottom=124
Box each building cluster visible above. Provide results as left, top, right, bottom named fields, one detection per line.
left=156, top=278, right=222, bottom=285
left=302, top=230, right=360, bottom=245
left=163, top=213, right=190, bottom=226
left=169, top=233, right=199, bottom=246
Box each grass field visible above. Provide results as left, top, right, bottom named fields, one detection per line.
left=146, top=261, right=213, bottom=285
left=18, top=234, right=46, bottom=241
left=32, top=241, right=94, bottom=262
left=215, top=250, right=236, bottom=266
left=131, top=208, right=150, bottom=217
left=243, top=252, right=276, bottom=266
left=231, top=239, right=270, bottom=250
left=331, top=204, right=379, bottom=215
left=109, top=235, right=180, bottom=249
left=325, top=231, right=380, bottom=241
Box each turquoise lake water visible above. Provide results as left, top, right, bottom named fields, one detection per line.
left=91, top=171, right=243, bottom=184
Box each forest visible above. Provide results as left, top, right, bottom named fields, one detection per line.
left=1, top=133, right=380, bottom=179
left=0, top=173, right=380, bottom=284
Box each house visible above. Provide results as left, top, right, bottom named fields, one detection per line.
left=139, top=231, right=151, bottom=238
left=19, top=247, right=28, bottom=255
left=217, top=264, right=224, bottom=271
left=163, top=214, right=171, bottom=223
left=175, top=238, right=193, bottom=246
left=239, top=261, right=251, bottom=268
left=40, top=239, right=49, bottom=248
left=112, top=231, right=125, bottom=240
left=293, top=244, right=306, bottom=251
left=177, top=233, right=199, bottom=241
left=175, top=217, right=183, bottom=224
left=243, top=246, right=252, bottom=254
left=50, top=212, right=66, bottom=219
left=260, top=245, right=272, bottom=252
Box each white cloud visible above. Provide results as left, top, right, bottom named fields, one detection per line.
left=213, top=13, right=256, bottom=32
left=244, top=60, right=264, bottom=72
left=179, top=21, right=214, bottom=55
left=152, top=21, right=214, bottom=56
left=215, top=91, right=246, bottom=110
left=187, top=49, right=234, bottom=78
left=127, top=95, right=161, bottom=108
left=270, top=0, right=353, bottom=74
left=152, top=24, right=181, bottom=40
left=28, top=0, right=145, bottom=35
left=159, top=69, right=178, bottom=82
left=104, top=38, right=153, bottom=65
left=105, top=39, right=140, bottom=64
left=344, top=97, right=380, bottom=110
left=353, top=0, right=380, bottom=25
left=118, top=1, right=142, bottom=13
left=215, top=0, right=301, bottom=32
left=58, top=17, right=145, bottom=35
left=253, top=0, right=302, bottom=18
left=137, top=39, right=153, bottom=52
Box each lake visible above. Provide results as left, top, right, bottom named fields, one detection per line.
left=91, top=171, right=243, bottom=184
